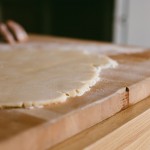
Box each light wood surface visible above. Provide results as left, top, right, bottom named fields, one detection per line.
left=86, top=106, right=150, bottom=150
left=0, top=35, right=150, bottom=150
left=50, top=96, right=150, bottom=150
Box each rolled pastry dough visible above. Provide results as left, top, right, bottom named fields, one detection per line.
left=0, top=49, right=117, bottom=108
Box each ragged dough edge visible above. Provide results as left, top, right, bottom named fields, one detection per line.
left=33, top=57, right=118, bottom=107
left=0, top=55, right=118, bottom=109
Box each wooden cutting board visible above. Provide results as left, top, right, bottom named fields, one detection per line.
left=0, top=35, right=150, bottom=150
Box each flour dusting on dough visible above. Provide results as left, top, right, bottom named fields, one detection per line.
left=0, top=49, right=117, bottom=108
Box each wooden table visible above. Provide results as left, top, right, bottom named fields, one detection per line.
left=1, top=35, right=150, bottom=150
left=50, top=95, right=150, bottom=150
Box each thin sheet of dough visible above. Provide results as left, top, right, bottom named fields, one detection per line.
left=0, top=49, right=117, bottom=108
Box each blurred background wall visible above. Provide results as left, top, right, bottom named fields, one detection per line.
left=0, top=0, right=114, bottom=42
left=114, top=0, right=150, bottom=48
left=0, top=0, right=150, bottom=48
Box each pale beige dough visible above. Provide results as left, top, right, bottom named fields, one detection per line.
left=0, top=49, right=117, bottom=108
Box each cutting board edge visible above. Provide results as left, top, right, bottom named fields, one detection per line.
left=128, top=77, right=150, bottom=104
left=0, top=87, right=128, bottom=150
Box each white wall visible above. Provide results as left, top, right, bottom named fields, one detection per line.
left=113, top=0, right=129, bottom=44
left=114, top=0, right=150, bottom=48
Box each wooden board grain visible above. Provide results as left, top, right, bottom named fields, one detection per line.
left=0, top=35, right=150, bottom=150
left=51, top=96, right=150, bottom=150
left=85, top=108, right=150, bottom=150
